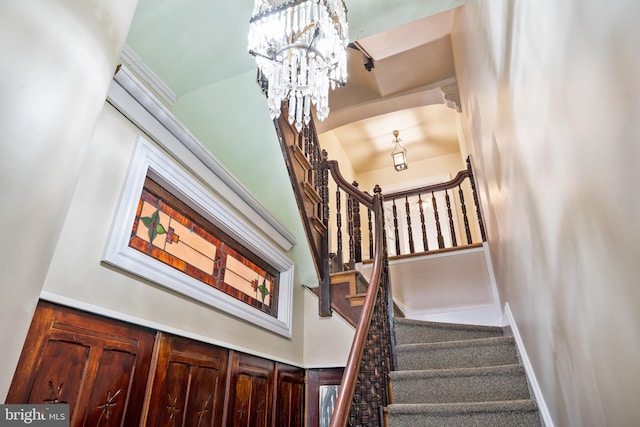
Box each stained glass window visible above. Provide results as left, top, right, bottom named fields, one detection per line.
left=129, top=177, right=279, bottom=317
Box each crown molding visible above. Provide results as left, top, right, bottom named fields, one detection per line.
left=120, top=44, right=177, bottom=106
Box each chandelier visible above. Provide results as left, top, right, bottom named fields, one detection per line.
left=248, top=0, right=349, bottom=131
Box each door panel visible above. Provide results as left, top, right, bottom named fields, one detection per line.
left=232, top=375, right=252, bottom=426
left=274, top=364, right=305, bottom=427
left=250, top=376, right=269, bottom=427
left=83, top=349, right=137, bottom=426
left=155, top=361, right=190, bottom=426
left=27, top=339, right=89, bottom=416
left=226, top=352, right=274, bottom=427
left=6, top=301, right=156, bottom=427
left=184, top=365, right=224, bottom=426
left=146, top=333, right=229, bottom=427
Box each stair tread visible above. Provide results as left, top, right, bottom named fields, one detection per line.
left=394, top=318, right=504, bottom=334
left=389, top=319, right=541, bottom=426
left=394, top=319, right=506, bottom=345
left=391, top=364, right=525, bottom=379
left=387, top=399, right=539, bottom=415
left=397, top=335, right=514, bottom=350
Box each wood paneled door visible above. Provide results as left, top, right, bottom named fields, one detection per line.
left=6, top=301, right=155, bottom=427
left=274, top=364, right=305, bottom=427
left=226, top=352, right=274, bottom=427
left=144, top=333, right=229, bottom=427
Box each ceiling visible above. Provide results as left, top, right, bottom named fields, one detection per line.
left=125, top=0, right=463, bottom=176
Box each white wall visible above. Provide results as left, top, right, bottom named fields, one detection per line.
left=452, top=1, right=640, bottom=425
left=173, top=71, right=319, bottom=288
left=0, top=0, right=138, bottom=400
left=302, top=289, right=354, bottom=367
left=42, top=101, right=309, bottom=366
left=356, top=152, right=464, bottom=194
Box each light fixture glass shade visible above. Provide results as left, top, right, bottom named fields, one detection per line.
left=248, top=0, right=348, bottom=131
left=391, top=130, right=408, bottom=171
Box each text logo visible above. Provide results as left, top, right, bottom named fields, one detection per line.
left=0, top=405, right=68, bottom=426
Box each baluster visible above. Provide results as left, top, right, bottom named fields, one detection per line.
left=368, top=207, right=373, bottom=260
left=467, top=157, right=487, bottom=241
left=312, top=128, right=320, bottom=191
left=319, top=150, right=331, bottom=317
left=352, top=182, right=362, bottom=263
left=298, top=126, right=305, bottom=151
left=335, top=187, right=344, bottom=271
left=321, top=151, right=329, bottom=226
left=404, top=196, right=415, bottom=254
left=311, top=139, right=318, bottom=191
left=418, top=194, right=429, bottom=251
left=459, top=184, right=472, bottom=244
left=432, top=191, right=445, bottom=249
left=302, top=125, right=308, bottom=155
left=445, top=190, right=457, bottom=247
left=347, top=192, right=355, bottom=269
left=392, top=199, right=401, bottom=255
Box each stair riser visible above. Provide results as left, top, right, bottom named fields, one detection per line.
left=391, top=372, right=530, bottom=404
left=389, top=320, right=541, bottom=426
left=387, top=410, right=542, bottom=427
left=397, top=342, right=518, bottom=370
left=395, top=323, right=503, bottom=345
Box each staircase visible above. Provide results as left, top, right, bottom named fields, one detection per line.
left=388, top=318, right=542, bottom=426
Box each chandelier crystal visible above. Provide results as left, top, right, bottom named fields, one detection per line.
left=248, top=0, right=349, bottom=131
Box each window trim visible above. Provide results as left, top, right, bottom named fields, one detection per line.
left=103, top=137, right=294, bottom=337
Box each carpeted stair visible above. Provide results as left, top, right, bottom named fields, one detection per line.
left=387, top=318, right=542, bottom=426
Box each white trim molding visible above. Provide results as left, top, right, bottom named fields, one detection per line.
left=120, top=45, right=177, bottom=106
left=103, top=137, right=295, bottom=337
left=108, top=65, right=296, bottom=252
left=503, top=303, right=554, bottom=427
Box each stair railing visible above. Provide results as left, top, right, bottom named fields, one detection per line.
left=339, top=157, right=487, bottom=261
left=326, top=157, right=396, bottom=427
left=383, top=157, right=486, bottom=254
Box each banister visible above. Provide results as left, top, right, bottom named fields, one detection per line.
left=383, top=168, right=470, bottom=200
left=325, top=157, right=373, bottom=208
left=329, top=184, right=389, bottom=427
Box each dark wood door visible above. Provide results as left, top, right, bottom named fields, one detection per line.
left=273, top=364, right=304, bottom=427
left=145, top=333, right=229, bottom=427
left=6, top=301, right=155, bottom=427
left=226, top=352, right=274, bottom=427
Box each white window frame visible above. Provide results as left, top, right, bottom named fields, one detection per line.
left=103, top=67, right=295, bottom=337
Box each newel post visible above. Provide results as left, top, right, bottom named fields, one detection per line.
left=319, top=149, right=332, bottom=317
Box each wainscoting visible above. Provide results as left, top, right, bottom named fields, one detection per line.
left=6, top=301, right=305, bottom=426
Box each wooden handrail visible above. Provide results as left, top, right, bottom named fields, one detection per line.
left=354, top=157, right=487, bottom=258
left=325, top=158, right=373, bottom=208
left=383, top=168, right=470, bottom=200
left=328, top=168, right=391, bottom=426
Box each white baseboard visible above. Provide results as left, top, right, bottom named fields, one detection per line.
left=503, top=303, right=554, bottom=427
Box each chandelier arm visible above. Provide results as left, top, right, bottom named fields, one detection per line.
left=275, top=44, right=327, bottom=62
left=248, top=49, right=277, bottom=61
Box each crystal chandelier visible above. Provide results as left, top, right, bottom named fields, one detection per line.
left=248, top=0, right=349, bottom=131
